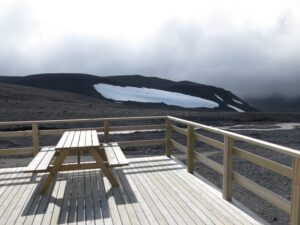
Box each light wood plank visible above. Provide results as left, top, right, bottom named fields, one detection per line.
left=92, top=130, right=100, bottom=146
left=62, top=131, right=76, bottom=149
left=171, top=139, right=187, bottom=153
left=223, top=136, right=234, bottom=201
left=32, top=123, right=39, bottom=155
left=104, top=144, right=119, bottom=166
left=152, top=156, right=255, bottom=225
left=36, top=147, right=56, bottom=171
left=168, top=116, right=300, bottom=158
left=85, top=130, right=93, bottom=147
left=96, top=170, right=113, bottom=225
left=129, top=159, right=193, bottom=225
left=77, top=171, right=86, bottom=225
left=90, top=148, right=119, bottom=187
left=41, top=172, right=63, bottom=225
left=102, top=173, right=123, bottom=225
left=130, top=157, right=223, bottom=225
left=194, top=133, right=224, bottom=150
left=118, top=139, right=165, bottom=148
left=39, top=149, right=70, bottom=194
left=171, top=124, right=187, bottom=136
left=31, top=174, right=56, bottom=225
left=111, top=143, right=129, bottom=166
left=110, top=171, right=132, bottom=225
left=194, top=151, right=224, bottom=174
left=187, top=125, right=194, bottom=173
left=112, top=169, right=142, bottom=225
left=56, top=131, right=70, bottom=149
left=70, top=131, right=81, bottom=148
left=125, top=168, right=169, bottom=225
left=0, top=147, right=33, bottom=156
left=25, top=150, right=48, bottom=172
left=58, top=171, right=73, bottom=224
left=117, top=169, right=158, bottom=225
left=90, top=170, right=104, bottom=225
left=78, top=130, right=86, bottom=148
left=291, top=158, right=300, bottom=224
left=68, top=171, right=79, bottom=225
left=165, top=119, right=172, bottom=157
left=233, top=146, right=292, bottom=178
left=5, top=173, right=41, bottom=225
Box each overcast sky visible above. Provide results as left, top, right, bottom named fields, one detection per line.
left=1, top=0, right=300, bottom=98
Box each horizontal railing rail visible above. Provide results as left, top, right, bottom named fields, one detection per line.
left=0, top=116, right=166, bottom=156
left=0, top=115, right=299, bottom=224
left=166, top=116, right=300, bottom=224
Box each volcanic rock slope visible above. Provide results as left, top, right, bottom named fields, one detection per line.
left=0, top=73, right=256, bottom=111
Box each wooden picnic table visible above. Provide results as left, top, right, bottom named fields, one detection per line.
left=39, top=130, right=119, bottom=194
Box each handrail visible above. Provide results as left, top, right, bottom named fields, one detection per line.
left=167, top=116, right=300, bottom=224
left=168, top=116, right=300, bottom=158
left=0, top=116, right=166, bottom=126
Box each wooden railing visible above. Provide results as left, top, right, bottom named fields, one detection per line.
left=0, top=116, right=166, bottom=156
left=0, top=115, right=299, bottom=224
left=166, top=116, right=300, bottom=225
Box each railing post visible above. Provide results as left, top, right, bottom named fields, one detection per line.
left=165, top=118, right=171, bottom=157
left=290, top=158, right=300, bottom=225
left=223, top=136, right=234, bottom=201
left=104, top=120, right=109, bottom=143
left=32, top=123, right=39, bottom=155
left=187, top=124, right=194, bottom=173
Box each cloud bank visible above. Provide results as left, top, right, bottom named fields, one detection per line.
left=0, top=0, right=300, bottom=98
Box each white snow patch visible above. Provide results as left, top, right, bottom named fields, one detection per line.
left=232, top=98, right=243, bottom=104
left=94, top=83, right=219, bottom=108
left=215, top=94, right=223, bottom=101
left=227, top=104, right=245, bottom=112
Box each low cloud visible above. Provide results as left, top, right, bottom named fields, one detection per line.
left=1, top=0, right=300, bottom=98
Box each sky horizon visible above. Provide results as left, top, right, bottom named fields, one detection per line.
left=1, top=0, right=300, bottom=98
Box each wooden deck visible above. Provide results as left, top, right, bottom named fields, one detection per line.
left=0, top=156, right=266, bottom=225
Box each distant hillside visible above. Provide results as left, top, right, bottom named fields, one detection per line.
left=247, top=95, right=300, bottom=112
left=0, top=73, right=256, bottom=112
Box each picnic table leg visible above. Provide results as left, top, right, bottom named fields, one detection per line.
left=39, top=150, right=69, bottom=194
left=90, top=148, right=119, bottom=187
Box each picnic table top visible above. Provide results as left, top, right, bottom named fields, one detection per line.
left=56, top=130, right=100, bottom=150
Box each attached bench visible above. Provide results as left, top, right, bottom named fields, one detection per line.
left=103, top=142, right=129, bottom=167
left=24, top=146, right=56, bottom=173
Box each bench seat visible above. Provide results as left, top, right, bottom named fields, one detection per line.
left=24, top=146, right=56, bottom=173
left=103, top=142, right=129, bottom=167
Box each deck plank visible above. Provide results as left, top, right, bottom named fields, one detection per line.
left=147, top=157, right=232, bottom=225
left=0, top=171, right=29, bottom=221
left=41, top=172, right=63, bottom=224
left=58, top=171, right=73, bottom=224
left=128, top=160, right=188, bottom=225
left=36, top=147, right=56, bottom=171
left=68, top=171, right=79, bottom=225
left=56, top=132, right=70, bottom=149
left=85, top=130, right=93, bottom=147
left=0, top=157, right=267, bottom=225
left=77, top=170, right=86, bottom=225
left=91, top=170, right=104, bottom=225
left=129, top=160, right=199, bottom=225
left=84, top=169, right=95, bottom=224
left=113, top=169, right=141, bottom=225
left=96, top=171, right=113, bottom=225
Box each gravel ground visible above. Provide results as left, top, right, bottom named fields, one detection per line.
left=1, top=82, right=300, bottom=224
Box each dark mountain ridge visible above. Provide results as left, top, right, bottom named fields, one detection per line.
left=0, top=73, right=256, bottom=111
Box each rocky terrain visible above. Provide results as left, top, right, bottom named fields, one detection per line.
left=0, top=77, right=300, bottom=224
